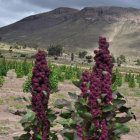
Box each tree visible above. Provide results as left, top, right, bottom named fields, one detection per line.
left=120, top=55, right=126, bottom=63
left=9, top=46, right=13, bottom=53
left=48, top=44, right=63, bottom=56
left=71, top=53, right=74, bottom=61
left=117, top=55, right=126, bottom=66
left=79, top=51, right=87, bottom=58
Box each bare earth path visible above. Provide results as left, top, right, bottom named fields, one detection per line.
left=0, top=70, right=140, bottom=140
left=0, top=70, right=28, bottom=140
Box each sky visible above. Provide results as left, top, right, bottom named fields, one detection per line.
left=0, top=0, right=140, bottom=27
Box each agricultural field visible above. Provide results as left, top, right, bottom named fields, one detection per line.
left=0, top=39, right=140, bottom=140
left=0, top=57, right=139, bottom=139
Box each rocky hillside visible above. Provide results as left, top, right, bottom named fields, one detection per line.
left=1, top=6, right=140, bottom=57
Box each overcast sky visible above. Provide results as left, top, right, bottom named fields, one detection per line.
left=0, top=0, right=140, bottom=27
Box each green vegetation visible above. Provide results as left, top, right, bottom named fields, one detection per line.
left=79, top=51, right=87, bottom=58
left=117, top=55, right=126, bottom=66
left=86, top=55, right=93, bottom=63
left=48, top=44, right=63, bottom=56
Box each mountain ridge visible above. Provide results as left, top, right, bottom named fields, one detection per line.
left=1, top=6, right=140, bottom=57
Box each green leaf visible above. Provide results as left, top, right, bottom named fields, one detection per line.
left=34, top=133, right=42, bottom=140
left=78, top=98, right=86, bottom=104
left=97, top=99, right=101, bottom=104
left=113, top=99, right=126, bottom=108
left=112, top=91, right=124, bottom=99
left=20, top=110, right=35, bottom=123
left=60, top=110, right=72, bottom=119
left=113, top=124, right=130, bottom=137
left=78, top=111, right=92, bottom=120
left=127, top=109, right=132, bottom=117
left=48, top=132, right=58, bottom=140
left=46, top=108, right=57, bottom=122
left=89, top=123, right=95, bottom=134
left=13, top=137, right=19, bottom=140
left=48, top=114, right=57, bottom=123
left=75, top=102, right=86, bottom=112
left=68, top=92, right=78, bottom=99
left=72, top=80, right=82, bottom=88
left=116, top=117, right=132, bottom=123
left=102, top=105, right=115, bottom=112
left=55, top=99, right=71, bottom=109
left=15, top=133, right=31, bottom=140
left=101, top=94, right=107, bottom=99
left=102, top=71, right=108, bottom=75
left=43, top=90, right=47, bottom=97
left=26, top=105, right=32, bottom=110
left=62, top=129, right=74, bottom=140
left=58, top=121, right=69, bottom=126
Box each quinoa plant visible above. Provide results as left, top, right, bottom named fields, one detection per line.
left=22, top=58, right=30, bottom=76
left=125, top=73, right=129, bottom=82
left=0, top=76, right=4, bottom=87
left=23, top=72, right=32, bottom=93
left=114, top=69, right=122, bottom=87
left=136, top=73, right=140, bottom=83
left=56, top=37, right=135, bottom=140
left=15, top=50, right=57, bottom=140
left=0, top=57, right=7, bottom=76
left=16, top=65, right=24, bottom=78
left=128, top=74, right=135, bottom=88
left=65, top=67, right=74, bottom=80
left=49, top=67, right=59, bottom=92
left=60, top=65, right=67, bottom=72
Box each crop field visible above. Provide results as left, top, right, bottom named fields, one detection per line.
left=0, top=38, right=140, bottom=140
left=0, top=65, right=140, bottom=140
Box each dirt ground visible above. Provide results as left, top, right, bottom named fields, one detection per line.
left=0, top=70, right=140, bottom=140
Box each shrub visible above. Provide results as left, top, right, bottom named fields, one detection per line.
left=79, top=51, right=87, bottom=58
left=136, top=59, right=140, bottom=65
left=86, top=55, right=93, bottom=63
left=56, top=37, right=135, bottom=140
left=48, top=44, right=63, bottom=56
left=71, top=53, right=74, bottom=61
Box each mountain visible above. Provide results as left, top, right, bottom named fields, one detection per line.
left=1, top=6, right=140, bottom=57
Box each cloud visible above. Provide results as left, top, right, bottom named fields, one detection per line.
left=0, top=0, right=49, bottom=27
left=0, top=0, right=140, bottom=27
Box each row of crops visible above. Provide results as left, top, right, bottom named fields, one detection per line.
left=0, top=57, right=140, bottom=91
